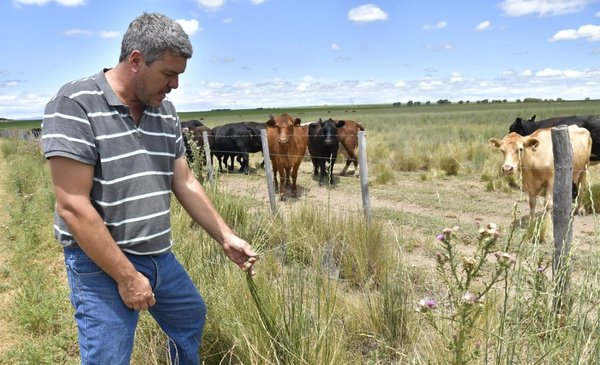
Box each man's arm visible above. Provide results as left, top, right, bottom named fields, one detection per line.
left=48, top=156, right=156, bottom=310
left=171, top=157, right=257, bottom=274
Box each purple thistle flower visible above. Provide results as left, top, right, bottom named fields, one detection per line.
left=417, top=298, right=438, bottom=312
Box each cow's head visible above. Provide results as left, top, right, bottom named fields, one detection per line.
left=508, top=115, right=536, bottom=135
left=489, top=132, right=539, bottom=175
left=266, top=113, right=301, bottom=144
left=318, top=118, right=340, bottom=145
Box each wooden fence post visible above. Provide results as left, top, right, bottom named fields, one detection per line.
left=357, top=130, right=371, bottom=225
left=551, top=125, right=573, bottom=314
left=202, top=131, right=214, bottom=185
left=260, top=129, right=278, bottom=214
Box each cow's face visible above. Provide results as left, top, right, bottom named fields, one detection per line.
left=267, top=113, right=298, bottom=144
left=489, top=133, right=527, bottom=175
left=319, top=119, right=339, bottom=145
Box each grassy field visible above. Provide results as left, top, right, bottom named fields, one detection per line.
left=2, top=100, right=600, bottom=364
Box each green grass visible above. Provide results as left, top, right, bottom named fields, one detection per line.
left=3, top=100, right=600, bottom=364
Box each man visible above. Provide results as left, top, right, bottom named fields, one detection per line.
left=41, top=12, right=257, bottom=365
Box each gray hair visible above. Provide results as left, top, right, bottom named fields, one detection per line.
left=119, top=12, right=193, bottom=64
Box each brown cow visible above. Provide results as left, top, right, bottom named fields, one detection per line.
left=266, top=113, right=308, bottom=199
left=335, top=120, right=365, bottom=176
left=489, top=125, right=591, bottom=219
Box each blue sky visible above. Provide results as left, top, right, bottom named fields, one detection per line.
left=2, top=0, right=600, bottom=119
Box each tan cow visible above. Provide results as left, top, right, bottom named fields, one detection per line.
left=489, top=125, right=591, bottom=219
left=266, top=113, right=308, bottom=199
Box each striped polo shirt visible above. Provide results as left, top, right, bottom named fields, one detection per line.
left=42, top=69, right=186, bottom=255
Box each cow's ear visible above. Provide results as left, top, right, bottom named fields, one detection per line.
left=336, top=120, right=346, bottom=128
left=489, top=138, right=502, bottom=149
left=266, top=116, right=276, bottom=128
left=525, top=138, right=539, bottom=150
left=294, top=118, right=302, bottom=126
left=514, top=117, right=523, bottom=125
left=530, top=114, right=536, bottom=122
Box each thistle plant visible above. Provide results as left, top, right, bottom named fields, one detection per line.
left=418, top=223, right=516, bottom=365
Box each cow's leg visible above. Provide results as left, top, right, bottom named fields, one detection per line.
left=318, top=158, right=327, bottom=186
left=311, top=157, right=319, bottom=175
left=328, top=156, right=336, bottom=184
left=528, top=191, right=538, bottom=220
left=278, top=166, right=288, bottom=200
left=291, top=163, right=301, bottom=197
left=574, top=168, right=588, bottom=215
left=284, top=167, right=292, bottom=189
left=239, top=153, right=249, bottom=174
left=271, top=159, right=280, bottom=193
left=340, top=160, right=351, bottom=176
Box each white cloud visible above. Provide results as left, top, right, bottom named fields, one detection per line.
left=550, top=24, right=600, bottom=41
left=177, top=18, right=201, bottom=36
left=196, top=0, right=225, bottom=10
left=0, top=81, right=19, bottom=87
left=14, top=0, right=85, bottom=6
left=331, top=43, right=341, bottom=50
left=348, top=4, right=388, bottom=23
left=7, top=68, right=600, bottom=119
left=499, top=0, right=594, bottom=17
left=296, top=82, right=310, bottom=91
left=450, top=72, right=464, bottom=83
left=426, top=44, right=455, bottom=52
left=423, top=21, right=447, bottom=30
left=476, top=21, right=491, bottom=31
left=536, top=68, right=584, bottom=78
left=56, top=0, right=85, bottom=5
left=519, top=69, right=534, bottom=77
left=250, top=0, right=266, bottom=4
left=99, top=31, right=120, bottom=39
left=63, top=28, right=93, bottom=36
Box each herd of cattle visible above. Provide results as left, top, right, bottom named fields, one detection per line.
left=12, top=112, right=598, bottom=210
left=490, top=114, right=600, bottom=219
left=181, top=113, right=365, bottom=199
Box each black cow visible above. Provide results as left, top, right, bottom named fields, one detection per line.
left=210, top=121, right=264, bottom=174
left=509, top=114, right=600, bottom=162
left=181, top=119, right=204, bottom=131
left=180, top=119, right=208, bottom=163
left=307, top=118, right=344, bottom=185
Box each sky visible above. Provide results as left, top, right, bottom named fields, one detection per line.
left=2, top=0, right=600, bottom=119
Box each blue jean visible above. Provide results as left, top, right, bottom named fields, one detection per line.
left=64, top=247, right=206, bottom=365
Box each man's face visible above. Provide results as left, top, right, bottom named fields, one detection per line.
left=135, top=52, right=187, bottom=108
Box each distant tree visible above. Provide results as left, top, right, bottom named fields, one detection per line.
left=392, top=102, right=402, bottom=107
left=458, top=100, right=464, bottom=104
left=585, top=97, right=591, bottom=101
left=436, top=99, right=451, bottom=105
left=523, top=97, right=542, bottom=103
left=407, top=100, right=414, bottom=106
left=425, top=101, right=431, bottom=105
left=516, top=99, right=522, bottom=103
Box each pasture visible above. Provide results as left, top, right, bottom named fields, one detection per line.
left=2, top=100, right=600, bottom=364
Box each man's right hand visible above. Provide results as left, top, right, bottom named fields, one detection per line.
left=118, top=272, right=156, bottom=310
